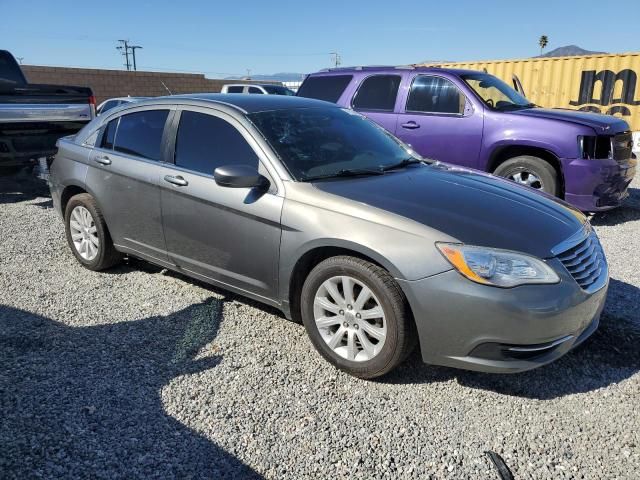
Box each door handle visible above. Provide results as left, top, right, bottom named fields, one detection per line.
left=401, top=121, right=420, bottom=130
left=164, top=175, right=188, bottom=187
left=94, top=155, right=112, bottom=165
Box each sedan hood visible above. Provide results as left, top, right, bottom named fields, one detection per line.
left=511, top=107, right=629, bottom=133
left=313, top=164, right=586, bottom=259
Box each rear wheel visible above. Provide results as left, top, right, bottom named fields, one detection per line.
left=64, top=193, right=122, bottom=271
left=493, top=155, right=559, bottom=197
left=300, top=256, right=415, bottom=379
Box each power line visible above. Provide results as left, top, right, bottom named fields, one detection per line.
left=116, top=40, right=143, bottom=71
left=116, top=40, right=131, bottom=71
left=129, top=45, right=143, bottom=71
left=330, top=51, right=341, bottom=68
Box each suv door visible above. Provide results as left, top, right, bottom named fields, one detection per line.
left=396, top=74, right=482, bottom=167
left=86, top=107, right=173, bottom=263
left=350, top=74, right=403, bottom=134
left=158, top=108, right=283, bottom=300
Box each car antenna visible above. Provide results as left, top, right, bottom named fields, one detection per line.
left=160, top=80, right=173, bottom=95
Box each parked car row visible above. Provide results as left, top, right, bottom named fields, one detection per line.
left=49, top=94, right=610, bottom=378
left=296, top=66, right=637, bottom=212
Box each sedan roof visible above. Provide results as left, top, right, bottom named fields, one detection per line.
left=151, top=93, right=334, bottom=113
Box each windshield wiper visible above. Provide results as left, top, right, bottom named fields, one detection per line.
left=301, top=168, right=385, bottom=182
left=381, top=157, right=424, bottom=171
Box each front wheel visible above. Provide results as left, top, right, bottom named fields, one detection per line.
left=493, top=155, right=559, bottom=197
left=300, top=256, right=416, bottom=379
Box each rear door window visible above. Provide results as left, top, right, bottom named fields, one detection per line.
left=112, top=110, right=169, bottom=161
left=248, top=87, right=263, bottom=94
left=296, top=75, right=353, bottom=103
left=352, top=75, right=401, bottom=111
left=100, top=118, right=118, bottom=149
left=226, top=86, right=244, bottom=93
left=174, top=111, right=259, bottom=176
left=406, top=75, right=465, bottom=114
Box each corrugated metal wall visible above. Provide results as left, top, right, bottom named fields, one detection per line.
left=421, top=52, right=640, bottom=131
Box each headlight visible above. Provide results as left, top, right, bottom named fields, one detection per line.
left=578, top=135, right=612, bottom=160
left=436, top=243, right=560, bottom=287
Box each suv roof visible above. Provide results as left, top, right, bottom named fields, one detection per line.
left=309, top=65, right=480, bottom=76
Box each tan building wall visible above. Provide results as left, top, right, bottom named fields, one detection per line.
left=21, top=65, right=274, bottom=104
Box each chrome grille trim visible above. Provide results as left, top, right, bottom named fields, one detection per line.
left=554, top=223, right=608, bottom=293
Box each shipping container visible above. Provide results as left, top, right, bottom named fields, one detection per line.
left=420, top=52, right=640, bottom=136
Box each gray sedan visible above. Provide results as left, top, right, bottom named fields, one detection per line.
left=48, top=94, right=607, bottom=378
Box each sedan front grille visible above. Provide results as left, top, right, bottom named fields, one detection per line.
left=555, top=229, right=607, bottom=292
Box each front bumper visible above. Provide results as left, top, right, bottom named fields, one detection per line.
left=562, top=156, right=636, bottom=212
left=398, top=259, right=608, bottom=373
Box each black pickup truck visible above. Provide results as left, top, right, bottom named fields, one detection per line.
left=0, top=50, right=95, bottom=174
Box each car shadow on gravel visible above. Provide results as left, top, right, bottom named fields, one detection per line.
left=385, top=278, right=640, bottom=400
left=0, top=301, right=263, bottom=479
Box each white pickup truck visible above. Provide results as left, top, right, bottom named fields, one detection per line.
left=0, top=50, right=95, bottom=174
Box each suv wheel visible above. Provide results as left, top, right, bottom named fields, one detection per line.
left=64, top=193, right=121, bottom=271
left=494, top=155, right=559, bottom=197
left=300, top=256, right=415, bottom=379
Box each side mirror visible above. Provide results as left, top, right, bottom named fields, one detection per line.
left=213, top=164, right=269, bottom=189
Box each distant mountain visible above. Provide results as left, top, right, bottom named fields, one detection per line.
left=224, top=72, right=306, bottom=82
left=536, top=45, right=607, bottom=58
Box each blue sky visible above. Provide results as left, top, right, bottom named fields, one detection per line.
left=2, top=0, right=637, bottom=77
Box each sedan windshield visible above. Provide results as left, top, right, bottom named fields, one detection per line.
left=461, top=73, right=534, bottom=110
left=248, top=107, right=422, bottom=181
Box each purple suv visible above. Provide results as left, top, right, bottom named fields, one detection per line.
left=297, top=66, right=637, bottom=211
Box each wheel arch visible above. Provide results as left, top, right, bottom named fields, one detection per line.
left=487, top=145, right=565, bottom=197
left=60, top=184, right=89, bottom=215
left=284, top=242, right=406, bottom=323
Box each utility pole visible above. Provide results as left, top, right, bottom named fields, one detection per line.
left=246, top=69, right=251, bottom=79
left=16, top=57, right=24, bottom=64
left=129, top=45, right=142, bottom=71
left=330, top=51, right=341, bottom=68
left=117, top=39, right=131, bottom=71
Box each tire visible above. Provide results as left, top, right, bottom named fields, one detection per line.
left=64, top=193, right=122, bottom=271
left=300, top=256, right=416, bottom=379
left=493, top=155, right=559, bottom=197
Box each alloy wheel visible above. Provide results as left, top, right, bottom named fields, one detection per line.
left=69, top=206, right=99, bottom=261
left=313, top=275, right=387, bottom=362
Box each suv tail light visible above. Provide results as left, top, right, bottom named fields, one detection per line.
left=88, top=95, right=97, bottom=118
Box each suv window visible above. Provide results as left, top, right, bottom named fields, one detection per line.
left=296, top=75, right=353, bottom=103
left=174, top=111, right=259, bottom=175
left=407, top=75, right=465, bottom=114
left=248, top=87, right=263, bottom=94
left=112, top=110, right=169, bottom=161
left=352, top=75, right=401, bottom=111
left=226, top=86, right=244, bottom=93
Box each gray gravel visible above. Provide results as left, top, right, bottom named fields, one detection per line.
left=1, top=171, right=639, bottom=479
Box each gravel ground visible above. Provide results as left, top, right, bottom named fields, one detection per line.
left=1, top=171, right=639, bottom=479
